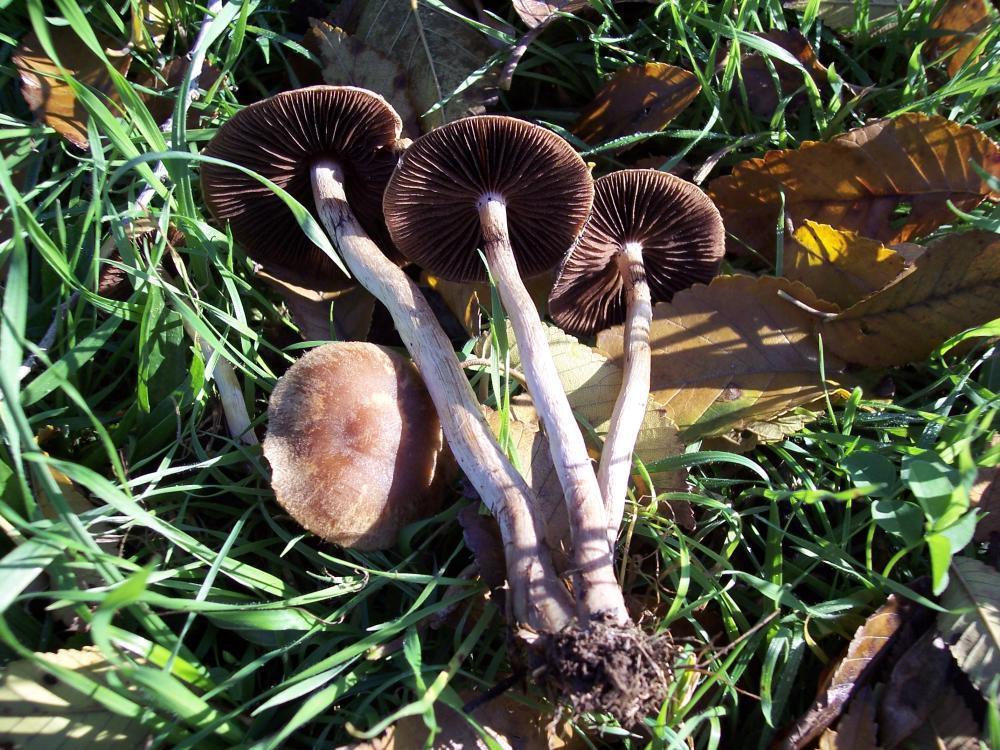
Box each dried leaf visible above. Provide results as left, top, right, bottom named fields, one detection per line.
left=130, top=0, right=170, bottom=52
left=508, top=324, right=686, bottom=490
left=13, top=27, right=131, bottom=150
left=878, top=632, right=955, bottom=748
left=739, top=29, right=827, bottom=118
left=573, top=63, right=701, bottom=146
left=0, top=647, right=147, bottom=749
left=425, top=271, right=553, bottom=338
left=512, top=0, right=588, bottom=28
left=349, top=0, right=497, bottom=130
left=597, top=276, right=844, bottom=441
left=745, top=408, right=822, bottom=444
left=971, top=437, right=1000, bottom=542
left=820, top=230, right=1000, bottom=367
left=928, top=0, right=996, bottom=79
left=784, top=221, right=905, bottom=309
left=902, top=685, right=981, bottom=750
left=817, top=686, right=880, bottom=750
left=308, top=20, right=420, bottom=137
left=708, top=113, right=1000, bottom=258
left=137, top=57, right=223, bottom=126
left=938, top=556, right=1000, bottom=695
left=777, top=595, right=907, bottom=750
left=783, top=0, right=906, bottom=31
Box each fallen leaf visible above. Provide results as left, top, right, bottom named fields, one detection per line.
left=783, top=0, right=906, bottom=31
left=308, top=20, right=420, bottom=137
left=739, top=29, right=827, bottom=118
left=130, top=0, right=170, bottom=52
left=597, top=275, right=844, bottom=441
left=424, top=271, right=553, bottom=338
left=573, top=63, right=701, bottom=146
left=971, top=436, right=1000, bottom=542
left=938, top=556, right=1000, bottom=695
left=13, top=27, right=132, bottom=150
left=708, top=113, right=1000, bottom=258
left=745, top=408, right=823, bottom=444
left=776, top=594, right=908, bottom=750
left=137, top=57, right=223, bottom=126
left=878, top=631, right=955, bottom=748
left=512, top=0, right=588, bottom=28
left=817, top=686, right=880, bottom=750
left=0, top=647, right=147, bottom=749
left=820, top=230, right=1000, bottom=367
left=784, top=221, right=905, bottom=309
left=458, top=504, right=508, bottom=590
left=346, top=0, right=497, bottom=130
left=927, top=0, right=996, bottom=79
left=900, top=684, right=981, bottom=750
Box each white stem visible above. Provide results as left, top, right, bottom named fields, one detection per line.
left=478, top=197, right=629, bottom=625
left=312, top=161, right=574, bottom=632
left=597, top=243, right=651, bottom=546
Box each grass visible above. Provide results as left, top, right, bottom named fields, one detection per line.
left=1, top=0, right=998, bottom=747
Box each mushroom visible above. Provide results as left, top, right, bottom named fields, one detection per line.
left=383, top=115, right=627, bottom=624
left=548, top=170, right=725, bottom=540
left=201, top=86, right=573, bottom=632
left=264, top=342, right=443, bottom=549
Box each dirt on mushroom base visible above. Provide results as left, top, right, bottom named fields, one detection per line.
left=541, top=615, right=675, bottom=727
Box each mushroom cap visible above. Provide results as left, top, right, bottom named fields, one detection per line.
left=201, top=86, right=403, bottom=292
left=263, top=342, right=443, bottom=550
left=383, top=115, right=594, bottom=282
left=548, top=170, right=725, bottom=336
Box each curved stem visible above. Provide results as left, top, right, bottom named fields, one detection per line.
left=598, top=243, right=651, bottom=545
left=478, top=197, right=629, bottom=626
left=311, top=161, right=573, bottom=632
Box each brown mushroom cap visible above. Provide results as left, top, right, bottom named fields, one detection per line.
left=201, top=86, right=403, bottom=291
left=263, top=342, right=443, bottom=550
left=548, top=170, right=725, bottom=336
left=383, top=115, right=594, bottom=282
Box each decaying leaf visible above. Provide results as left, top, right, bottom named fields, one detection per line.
left=308, top=19, right=420, bottom=137
left=345, top=0, right=497, bottom=129
left=901, top=684, right=981, bottom=750
left=458, top=504, right=508, bottom=590
left=783, top=0, right=906, bottom=31
left=137, top=57, right=223, bottom=126
left=776, top=594, right=907, bottom=750
left=573, top=63, right=701, bottom=146
left=938, top=556, right=1000, bottom=694
left=971, top=436, right=1000, bottom=542
left=927, top=0, right=996, bottom=79
left=739, top=29, right=827, bottom=118
left=425, top=271, right=553, bottom=338
left=13, top=27, right=132, bottom=149
left=597, top=276, right=844, bottom=441
left=817, top=686, right=880, bottom=750
left=784, top=221, right=905, bottom=309
left=708, top=113, right=1000, bottom=258
left=0, top=647, right=147, bottom=749
left=878, top=631, right=955, bottom=748
left=820, top=230, right=1000, bottom=367
left=512, top=0, right=588, bottom=28
left=745, top=409, right=822, bottom=444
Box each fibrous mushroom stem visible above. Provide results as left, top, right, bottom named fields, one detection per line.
left=477, top=197, right=630, bottom=626
left=311, top=160, right=573, bottom=632
left=597, top=242, right=651, bottom=545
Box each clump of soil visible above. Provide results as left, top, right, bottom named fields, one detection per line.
left=543, top=613, right=675, bottom=727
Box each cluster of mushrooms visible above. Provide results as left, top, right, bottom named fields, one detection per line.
left=201, top=86, right=725, bottom=723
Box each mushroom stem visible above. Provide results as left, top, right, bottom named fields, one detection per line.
left=310, top=160, right=574, bottom=632
left=597, top=242, right=651, bottom=545
left=478, top=197, right=629, bottom=626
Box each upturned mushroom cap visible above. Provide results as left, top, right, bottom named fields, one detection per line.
left=549, top=169, right=725, bottom=336
left=201, top=86, right=403, bottom=291
left=263, top=342, right=443, bottom=550
left=383, top=115, right=594, bottom=282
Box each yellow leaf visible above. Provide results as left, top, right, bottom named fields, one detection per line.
left=784, top=221, right=905, bottom=308
left=425, top=272, right=553, bottom=338
left=0, top=648, right=147, bottom=749
left=821, top=230, right=1000, bottom=366
left=597, top=276, right=845, bottom=441
left=573, top=63, right=701, bottom=146
left=130, top=0, right=170, bottom=52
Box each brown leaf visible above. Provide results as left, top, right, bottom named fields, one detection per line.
left=817, top=686, right=880, bottom=750
left=137, top=57, right=223, bottom=126
left=308, top=20, right=421, bottom=137
left=784, top=221, right=905, bottom=309
left=928, top=0, right=996, bottom=79
left=512, top=0, right=588, bottom=28
left=971, top=436, right=1000, bottom=542
left=782, top=0, right=906, bottom=31
left=597, top=275, right=844, bottom=441
left=739, top=29, right=827, bottom=118
left=13, top=27, right=131, bottom=150
left=573, top=63, right=701, bottom=146
left=776, top=594, right=908, bottom=750
left=901, top=684, right=981, bottom=750
left=708, top=113, right=1000, bottom=258
left=255, top=270, right=375, bottom=342
left=820, top=230, right=1000, bottom=367
left=878, top=632, right=955, bottom=749
left=458, top=504, right=508, bottom=590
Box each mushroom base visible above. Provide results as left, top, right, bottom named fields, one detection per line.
left=540, top=614, right=674, bottom=727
